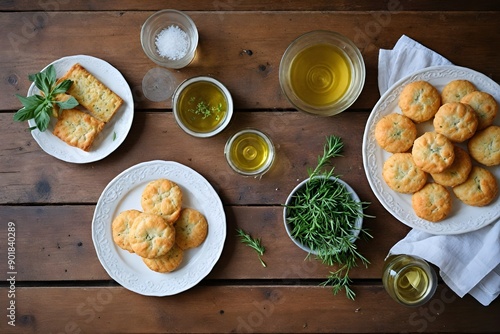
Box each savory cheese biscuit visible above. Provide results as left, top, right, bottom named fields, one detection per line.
left=57, top=63, right=123, bottom=123
left=112, top=209, right=142, bottom=253
left=412, top=183, right=452, bottom=222
left=441, top=80, right=477, bottom=104
left=467, top=125, right=500, bottom=166
left=175, top=208, right=208, bottom=250
left=142, top=244, right=183, bottom=273
left=141, top=179, right=183, bottom=224
left=128, top=212, right=175, bottom=259
left=430, top=146, right=472, bottom=187
left=453, top=166, right=498, bottom=206
left=53, top=108, right=105, bottom=151
left=398, top=81, right=441, bottom=123
left=460, top=91, right=498, bottom=130
left=375, top=113, right=417, bottom=153
left=382, top=153, right=427, bottom=194
left=412, top=132, right=455, bottom=173
left=433, top=102, right=478, bottom=142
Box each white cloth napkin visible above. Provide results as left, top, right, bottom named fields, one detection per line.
left=378, top=35, right=500, bottom=306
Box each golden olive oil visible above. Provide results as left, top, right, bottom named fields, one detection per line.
left=177, top=81, right=227, bottom=133
left=226, top=130, right=273, bottom=175
left=289, top=44, right=351, bottom=107
left=382, top=255, right=437, bottom=306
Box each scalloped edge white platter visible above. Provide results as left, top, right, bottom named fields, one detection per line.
left=362, top=65, right=499, bottom=235
left=92, top=160, right=226, bottom=296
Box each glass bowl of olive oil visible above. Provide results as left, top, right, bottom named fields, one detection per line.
left=279, top=30, right=365, bottom=116
left=173, top=76, right=233, bottom=137
left=382, top=254, right=438, bottom=307
left=224, top=129, right=275, bottom=177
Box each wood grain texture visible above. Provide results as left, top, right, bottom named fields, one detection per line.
left=0, top=111, right=373, bottom=205
left=1, top=11, right=499, bottom=111
left=2, top=0, right=500, bottom=11
left=0, top=204, right=407, bottom=281
left=1, top=285, right=498, bottom=333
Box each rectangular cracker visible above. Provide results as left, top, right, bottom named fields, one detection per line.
left=57, top=63, right=123, bottom=123
left=53, top=108, right=105, bottom=151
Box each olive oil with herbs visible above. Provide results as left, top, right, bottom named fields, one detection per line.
left=289, top=44, right=351, bottom=107
left=177, top=81, right=227, bottom=133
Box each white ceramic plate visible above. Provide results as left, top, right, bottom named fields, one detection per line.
left=362, top=65, right=500, bottom=235
left=92, top=160, right=226, bottom=296
left=27, top=55, right=134, bottom=163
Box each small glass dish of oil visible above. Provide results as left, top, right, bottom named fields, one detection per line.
left=172, top=76, right=233, bottom=137
left=382, top=254, right=438, bottom=307
left=279, top=30, right=365, bottom=116
left=224, top=129, right=275, bottom=177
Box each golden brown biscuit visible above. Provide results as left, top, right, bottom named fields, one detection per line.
left=453, top=166, right=498, bottom=207
left=53, top=108, right=105, bottom=151
left=128, top=212, right=175, bottom=259
left=142, top=244, right=183, bottom=273
left=433, top=102, right=478, bottom=142
left=460, top=91, right=499, bottom=130
left=467, top=125, right=500, bottom=166
left=430, top=146, right=472, bottom=187
left=412, top=183, right=452, bottom=222
left=412, top=132, right=455, bottom=173
left=111, top=209, right=142, bottom=253
left=375, top=113, right=417, bottom=153
left=175, top=208, right=208, bottom=250
left=441, top=80, right=477, bottom=104
left=141, top=179, right=183, bottom=224
left=382, top=153, right=427, bottom=194
left=398, top=81, right=441, bottom=123
left=57, top=63, right=123, bottom=123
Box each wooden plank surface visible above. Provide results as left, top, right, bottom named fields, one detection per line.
left=1, top=285, right=498, bottom=334
left=1, top=11, right=500, bottom=111
left=0, top=205, right=407, bottom=281
left=2, top=0, right=500, bottom=12
left=0, top=111, right=372, bottom=205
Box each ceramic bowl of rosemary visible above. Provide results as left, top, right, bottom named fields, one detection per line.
left=283, top=175, right=365, bottom=256
left=172, top=76, right=233, bottom=138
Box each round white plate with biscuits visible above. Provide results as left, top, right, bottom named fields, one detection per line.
left=27, top=55, right=134, bottom=163
left=92, top=160, right=226, bottom=296
left=362, top=65, right=500, bottom=235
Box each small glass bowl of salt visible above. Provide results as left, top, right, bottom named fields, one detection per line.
left=141, top=9, right=198, bottom=69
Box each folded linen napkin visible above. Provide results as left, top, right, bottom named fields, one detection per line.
left=379, top=35, right=500, bottom=306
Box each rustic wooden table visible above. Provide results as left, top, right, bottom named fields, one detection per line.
left=1, top=1, right=499, bottom=333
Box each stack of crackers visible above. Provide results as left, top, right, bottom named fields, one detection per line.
left=375, top=80, right=499, bottom=222
left=53, top=63, right=123, bottom=151
left=111, top=178, right=208, bottom=273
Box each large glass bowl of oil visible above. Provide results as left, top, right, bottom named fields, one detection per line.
left=173, top=76, right=233, bottom=137
left=224, top=129, right=275, bottom=177
left=382, top=254, right=438, bottom=307
left=279, top=30, right=365, bottom=116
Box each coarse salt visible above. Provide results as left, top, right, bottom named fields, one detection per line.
left=155, top=25, right=189, bottom=60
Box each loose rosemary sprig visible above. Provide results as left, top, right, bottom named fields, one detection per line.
left=285, top=135, right=373, bottom=300
left=236, top=228, right=267, bottom=267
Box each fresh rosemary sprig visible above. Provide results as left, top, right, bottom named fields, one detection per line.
left=285, top=135, right=373, bottom=300
left=236, top=228, right=267, bottom=267
left=14, top=64, right=79, bottom=132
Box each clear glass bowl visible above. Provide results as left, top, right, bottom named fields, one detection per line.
left=279, top=30, right=365, bottom=116
left=141, top=9, right=198, bottom=69
left=172, top=76, right=233, bottom=138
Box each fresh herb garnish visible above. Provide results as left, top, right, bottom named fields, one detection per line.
left=188, top=97, right=223, bottom=121
left=236, top=228, right=267, bottom=267
left=285, top=135, right=373, bottom=300
left=14, top=65, right=79, bottom=132
left=112, top=131, right=117, bottom=141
